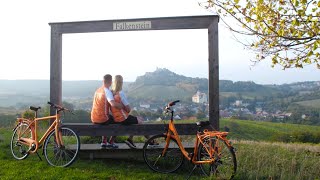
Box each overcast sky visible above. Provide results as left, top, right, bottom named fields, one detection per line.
left=0, top=0, right=319, bottom=85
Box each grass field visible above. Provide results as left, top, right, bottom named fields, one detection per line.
left=295, top=99, right=320, bottom=108
left=1, top=121, right=320, bottom=180
left=220, top=119, right=320, bottom=143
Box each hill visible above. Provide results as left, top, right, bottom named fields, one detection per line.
left=0, top=80, right=99, bottom=107
left=126, top=68, right=281, bottom=102
left=1, top=69, right=320, bottom=114
left=126, top=68, right=206, bottom=102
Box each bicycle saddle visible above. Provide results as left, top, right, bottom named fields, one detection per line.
left=29, top=106, right=41, bottom=111
left=196, top=121, right=210, bottom=127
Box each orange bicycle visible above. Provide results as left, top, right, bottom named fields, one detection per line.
left=10, top=102, right=80, bottom=167
left=143, top=100, right=237, bottom=179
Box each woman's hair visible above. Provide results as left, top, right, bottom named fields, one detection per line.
left=112, top=75, right=123, bottom=93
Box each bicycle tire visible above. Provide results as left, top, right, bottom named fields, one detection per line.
left=43, top=127, right=80, bottom=167
left=10, top=123, right=32, bottom=160
left=197, top=136, right=237, bottom=179
left=143, top=134, right=184, bottom=173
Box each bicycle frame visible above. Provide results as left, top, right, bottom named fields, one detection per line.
left=15, top=112, right=63, bottom=154
left=163, top=116, right=232, bottom=165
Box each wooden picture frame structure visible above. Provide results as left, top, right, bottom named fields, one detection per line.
left=49, top=15, right=220, bottom=133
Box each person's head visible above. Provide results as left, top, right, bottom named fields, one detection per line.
left=112, top=75, right=123, bottom=93
left=103, top=74, right=112, bottom=88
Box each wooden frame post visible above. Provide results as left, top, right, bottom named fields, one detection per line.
left=50, top=26, right=62, bottom=115
left=208, top=18, right=219, bottom=130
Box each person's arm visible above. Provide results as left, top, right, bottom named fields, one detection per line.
left=109, top=100, right=124, bottom=109
left=105, top=88, right=123, bottom=109
left=124, top=104, right=131, bottom=113
left=119, top=91, right=131, bottom=113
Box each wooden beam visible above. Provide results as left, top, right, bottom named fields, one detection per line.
left=50, top=26, right=62, bottom=115
left=49, top=15, right=219, bottom=34
left=49, top=15, right=220, bottom=132
left=63, top=123, right=210, bottom=136
left=208, top=18, right=219, bottom=130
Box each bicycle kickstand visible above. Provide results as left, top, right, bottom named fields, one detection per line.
left=186, top=164, right=200, bottom=180
left=36, top=151, right=42, bottom=161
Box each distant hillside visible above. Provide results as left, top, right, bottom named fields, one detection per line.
left=0, top=80, right=101, bottom=107
left=0, top=70, right=319, bottom=109
left=125, top=68, right=280, bottom=102
left=126, top=68, right=207, bottom=102
left=0, top=80, right=131, bottom=107
left=0, top=80, right=101, bottom=97
left=220, top=80, right=277, bottom=93
left=0, top=80, right=49, bottom=96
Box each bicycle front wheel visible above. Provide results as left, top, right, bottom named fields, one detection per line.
left=10, top=123, right=32, bottom=160
left=143, top=134, right=184, bottom=173
left=197, top=136, right=237, bottom=179
left=43, top=127, right=80, bottom=167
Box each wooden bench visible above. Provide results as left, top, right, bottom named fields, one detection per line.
left=63, top=123, right=202, bottom=159
left=63, top=123, right=201, bottom=136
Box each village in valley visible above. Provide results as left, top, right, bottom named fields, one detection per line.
left=129, top=90, right=295, bottom=123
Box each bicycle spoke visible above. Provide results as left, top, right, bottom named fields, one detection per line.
left=11, top=123, right=31, bottom=160
left=43, top=128, right=80, bottom=167
left=198, top=137, right=237, bottom=179
left=143, top=134, right=184, bottom=173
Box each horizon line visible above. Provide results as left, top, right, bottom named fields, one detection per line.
left=0, top=79, right=318, bottom=86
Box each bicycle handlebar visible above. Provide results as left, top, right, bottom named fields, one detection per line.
left=47, top=102, right=74, bottom=114
left=168, top=100, right=180, bottom=106
left=165, top=100, right=180, bottom=111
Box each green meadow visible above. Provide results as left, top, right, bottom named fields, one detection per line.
left=0, top=119, right=320, bottom=179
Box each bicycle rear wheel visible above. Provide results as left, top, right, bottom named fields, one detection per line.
left=143, top=134, right=184, bottom=173
left=197, top=136, right=237, bottom=179
left=10, top=123, right=32, bottom=160
left=43, top=127, right=80, bottom=167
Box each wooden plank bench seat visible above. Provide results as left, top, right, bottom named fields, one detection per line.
left=63, top=123, right=201, bottom=136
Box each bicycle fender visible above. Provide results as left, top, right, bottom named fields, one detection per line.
left=12, top=123, right=20, bottom=132
left=12, top=118, right=32, bottom=131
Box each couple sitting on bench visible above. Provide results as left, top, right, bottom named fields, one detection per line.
left=90, top=74, right=149, bottom=149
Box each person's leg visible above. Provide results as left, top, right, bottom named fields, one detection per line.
left=109, top=136, right=116, bottom=144
left=100, top=136, right=107, bottom=148
left=128, top=135, right=134, bottom=141
left=93, top=121, right=110, bottom=148
left=106, top=115, right=119, bottom=148
left=122, top=115, right=139, bottom=148
left=106, top=136, right=118, bottom=149
left=125, top=136, right=136, bottom=149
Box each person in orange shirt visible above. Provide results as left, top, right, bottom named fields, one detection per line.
left=110, top=75, right=149, bottom=148
left=91, top=74, right=124, bottom=148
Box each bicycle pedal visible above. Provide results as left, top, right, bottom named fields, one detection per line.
left=28, top=144, right=36, bottom=152
left=231, top=146, right=237, bottom=152
left=188, top=153, right=194, bottom=159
